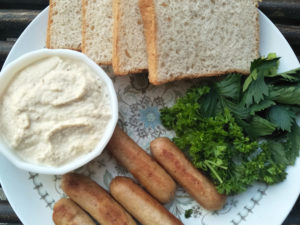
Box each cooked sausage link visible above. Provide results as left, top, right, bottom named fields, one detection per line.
left=150, top=137, right=226, bottom=210
left=110, top=176, right=183, bottom=225
left=106, top=126, right=176, bottom=203
left=61, top=173, right=137, bottom=225
left=53, top=198, right=96, bottom=225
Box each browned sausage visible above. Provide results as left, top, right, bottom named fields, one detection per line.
left=110, top=176, right=183, bottom=225
left=150, top=137, right=226, bottom=210
left=61, top=173, right=137, bottom=225
left=52, top=198, right=96, bottom=225
left=106, top=126, right=176, bottom=203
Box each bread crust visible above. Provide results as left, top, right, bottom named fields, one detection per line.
left=112, top=0, right=121, bottom=74
left=150, top=69, right=249, bottom=86
left=114, top=67, right=148, bottom=76
left=81, top=0, right=87, bottom=54
left=139, top=0, right=158, bottom=83
left=46, top=0, right=54, bottom=49
left=256, top=0, right=261, bottom=58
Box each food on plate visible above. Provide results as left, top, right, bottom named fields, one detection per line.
left=160, top=54, right=300, bottom=194
left=110, top=176, right=183, bottom=225
left=106, top=126, right=176, bottom=203
left=0, top=56, right=112, bottom=166
left=46, top=0, right=82, bottom=50
left=150, top=137, right=226, bottom=210
left=61, top=173, right=137, bottom=225
left=112, top=0, right=148, bottom=75
left=82, top=0, right=113, bottom=64
left=139, top=0, right=260, bottom=85
left=52, top=198, right=96, bottom=225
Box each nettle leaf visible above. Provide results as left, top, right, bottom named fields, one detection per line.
left=242, top=116, right=276, bottom=138
left=221, top=98, right=250, bottom=119
left=268, top=141, right=289, bottom=166
left=250, top=55, right=279, bottom=76
left=243, top=69, right=258, bottom=92
left=286, top=124, right=300, bottom=164
left=242, top=55, right=279, bottom=106
left=250, top=100, right=276, bottom=115
left=266, top=67, right=300, bottom=82
left=268, top=105, right=296, bottom=132
left=215, top=73, right=242, bottom=100
left=269, top=84, right=300, bottom=106
left=199, top=88, right=219, bottom=117
left=250, top=53, right=280, bottom=75
left=242, top=73, right=269, bottom=107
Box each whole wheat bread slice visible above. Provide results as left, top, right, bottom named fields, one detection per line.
left=82, top=0, right=113, bottom=65
left=139, top=0, right=260, bottom=85
left=112, top=0, right=148, bottom=75
left=46, top=0, right=82, bottom=50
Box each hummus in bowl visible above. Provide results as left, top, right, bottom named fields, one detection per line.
left=0, top=49, right=118, bottom=174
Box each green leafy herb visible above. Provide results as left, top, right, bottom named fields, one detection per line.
left=160, top=53, right=300, bottom=195
left=266, top=67, right=300, bottom=82
left=184, top=209, right=193, bottom=218
left=269, top=84, right=300, bottom=106
left=268, top=105, right=296, bottom=132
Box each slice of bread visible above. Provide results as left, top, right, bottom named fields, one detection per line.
left=112, top=0, right=148, bottom=75
left=46, top=0, right=82, bottom=50
left=82, top=0, right=113, bottom=65
left=139, top=0, right=260, bottom=85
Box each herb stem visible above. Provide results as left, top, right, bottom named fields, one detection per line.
left=204, top=160, right=224, bottom=184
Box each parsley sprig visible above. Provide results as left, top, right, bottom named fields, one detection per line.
left=160, top=53, right=300, bottom=195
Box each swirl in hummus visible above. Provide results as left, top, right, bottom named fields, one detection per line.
left=0, top=56, right=112, bottom=166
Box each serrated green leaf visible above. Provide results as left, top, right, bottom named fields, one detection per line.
left=268, top=106, right=296, bottom=132
left=215, top=73, right=241, bottom=100
left=266, top=67, right=300, bottom=82
left=250, top=100, right=276, bottom=115
left=243, top=75, right=253, bottom=92
left=250, top=56, right=280, bottom=76
left=243, top=69, right=257, bottom=92
left=267, top=53, right=278, bottom=59
left=221, top=98, right=250, bottom=119
left=242, top=116, right=276, bottom=138
left=269, top=84, right=300, bottom=106
left=268, top=141, right=289, bottom=166
left=242, top=74, right=269, bottom=107
left=243, top=55, right=279, bottom=93
left=285, top=124, right=300, bottom=164
left=199, top=88, right=219, bottom=117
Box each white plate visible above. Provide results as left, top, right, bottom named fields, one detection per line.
left=0, top=7, right=300, bottom=225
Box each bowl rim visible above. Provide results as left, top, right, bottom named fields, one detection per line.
left=0, top=48, right=118, bottom=175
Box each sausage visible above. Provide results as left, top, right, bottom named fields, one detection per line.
left=61, top=173, right=137, bottom=225
left=106, top=126, right=176, bottom=203
left=150, top=137, right=226, bottom=210
left=52, top=198, right=96, bottom=225
left=110, top=176, right=183, bottom=225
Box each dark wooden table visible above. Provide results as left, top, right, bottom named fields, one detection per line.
left=0, top=0, right=300, bottom=224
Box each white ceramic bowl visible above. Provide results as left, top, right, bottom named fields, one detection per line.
left=0, top=48, right=118, bottom=175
